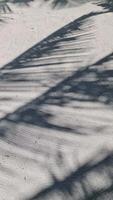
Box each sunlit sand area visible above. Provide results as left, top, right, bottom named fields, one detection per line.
left=0, top=0, right=113, bottom=199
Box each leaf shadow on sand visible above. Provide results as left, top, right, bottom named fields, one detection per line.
left=26, top=148, right=113, bottom=200
left=0, top=11, right=110, bottom=138
left=1, top=51, right=113, bottom=137
left=0, top=7, right=113, bottom=200
left=42, top=0, right=113, bottom=11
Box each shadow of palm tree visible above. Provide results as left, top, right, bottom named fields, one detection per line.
left=25, top=148, right=113, bottom=200
left=11, top=0, right=34, bottom=7
left=43, top=0, right=113, bottom=10
left=0, top=11, right=101, bottom=136
left=0, top=7, right=113, bottom=200
left=42, top=0, right=94, bottom=9
left=1, top=50, right=113, bottom=137
left=96, top=0, right=113, bottom=11
left=0, top=0, right=34, bottom=14
left=0, top=10, right=97, bottom=113
left=2, top=11, right=103, bottom=71
left=0, top=10, right=112, bottom=139
left=0, top=0, right=12, bottom=13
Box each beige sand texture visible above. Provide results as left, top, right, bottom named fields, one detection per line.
left=0, top=0, right=113, bottom=200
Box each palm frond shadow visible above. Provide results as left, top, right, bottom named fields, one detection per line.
left=42, top=0, right=73, bottom=9
left=1, top=49, right=113, bottom=143
left=0, top=0, right=34, bottom=15
left=0, top=11, right=104, bottom=137
left=0, top=0, right=113, bottom=20
left=0, top=10, right=98, bottom=121
left=0, top=11, right=97, bottom=123
left=1, top=51, right=113, bottom=138
left=96, top=0, right=113, bottom=11
left=42, top=0, right=113, bottom=11
left=11, top=0, right=34, bottom=7
left=0, top=1, right=12, bottom=13
left=26, top=148, right=113, bottom=200
left=2, top=11, right=99, bottom=71
left=0, top=11, right=113, bottom=139
left=0, top=10, right=99, bottom=141
left=0, top=9, right=113, bottom=199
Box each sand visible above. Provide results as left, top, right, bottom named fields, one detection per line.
left=0, top=1, right=113, bottom=200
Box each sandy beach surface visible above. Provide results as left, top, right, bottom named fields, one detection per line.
left=0, top=1, right=113, bottom=199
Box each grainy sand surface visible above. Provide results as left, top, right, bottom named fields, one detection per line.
left=0, top=1, right=113, bottom=200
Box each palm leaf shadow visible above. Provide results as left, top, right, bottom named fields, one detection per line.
left=0, top=11, right=101, bottom=137
left=43, top=0, right=113, bottom=10
left=11, top=0, right=34, bottom=7
left=0, top=9, right=113, bottom=200
left=1, top=51, right=113, bottom=138
left=0, top=11, right=112, bottom=140
left=0, top=0, right=12, bottom=13
left=96, top=0, right=113, bottom=11
left=0, top=0, right=34, bottom=15
left=2, top=11, right=98, bottom=71
left=0, top=10, right=99, bottom=122
left=26, top=148, right=113, bottom=200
